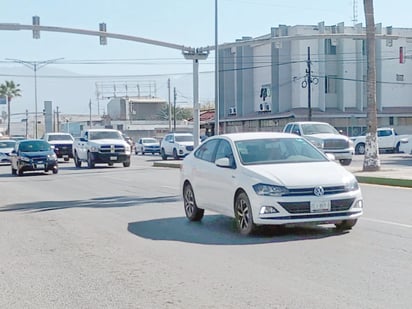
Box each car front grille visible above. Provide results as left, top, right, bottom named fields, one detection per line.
left=284, top=186, right=346, bottom=196
left=278, top=198, right=355, bottom=213
left=99, top=145, right=125, bottom=153
left=324, top=139, right=349, bottom=150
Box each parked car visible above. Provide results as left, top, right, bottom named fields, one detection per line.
left=0, top=139, right=16, bottom=164
left=160, top=132, right=194, bottom=160
left=135, top=137, right=160, bottom=155
left=180, top=132, right=363, bottom=235
left=10, top=139, right=58, bottom=176
left=350, top=127, right=410, bottom=154
left=43, top=132, right=74, bottom=161
left=283, top=121, right=354, bottom=166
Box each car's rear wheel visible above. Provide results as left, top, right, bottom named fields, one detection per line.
left=74, top=152, right=82, bottom=168
left=183, top=182, right=204, bottom=221
left=108, top=162, right=114, bottom=167
left=161, top=148, right=167, bottom=160
left=335, top=219, right=358, bottom=231
left=355, top=143, right=365, bottom=155
left=87, top=152, right=95, bottom=168
left=234, top=191, right=256, bottom=235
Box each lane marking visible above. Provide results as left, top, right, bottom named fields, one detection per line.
left=362, top=217, right=412, bottom=228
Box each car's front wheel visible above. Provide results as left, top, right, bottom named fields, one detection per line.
left=123, top=159, right=131, bottom=167
left=339, top=159, right=352, bottom=166
left=234, top=191, right=256, bottom=235
left=74, top=152, right=82, bottom=168
left=87, top=152, right=95, bottom=169
left=161, top=148, right=167, bottom=160
left=183, top=182, right=204, bottom=221
left=335, top=219, right=358, bottom=231
left=173, top=148, right=179, bottom=160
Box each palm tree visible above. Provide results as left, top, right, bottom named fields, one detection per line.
left=363, top=0, right=380, bottom=171
left=0, top=80, right=22, bottom=137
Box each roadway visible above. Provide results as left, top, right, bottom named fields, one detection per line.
left=0, top=154, right=411, bottom=308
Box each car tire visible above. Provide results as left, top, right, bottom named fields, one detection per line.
left=234, top=191, right=256, bottom=235
left=52, top=167, right=58, bottom=174
left=339, top=159, right=352, bottom=166
left=355, top=143, right=365, bottom=155
left=335, top=219, right=358, bottom=231
left=141, top=151, right=145, bottom=155
left=123, top=159, right=131, bottom=167
left=64, top=157, right=70, bottom=162
left=108, top=162, right=114, bottom=167
left=74, top=152, right=82, bottom=168
left=18, top=168, right=24, bottom=176
left=173, top=148, right=179, bottom=160
left=161, top=148, right=167, bottom=160
left=87, top=152, right=95, bottom=169
left=183, top=182, right=204, bottom=221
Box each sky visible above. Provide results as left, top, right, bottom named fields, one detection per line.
left=1, top=0, right=412, bottom=120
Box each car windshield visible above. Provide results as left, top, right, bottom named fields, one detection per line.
left=175, top=135, right=193, bottom=142
left=301, top=123, right=339, bottom=135
left=0, top=141, right=16, bottom=148
left=143, top=138, right=158, bottom=143
left=235, top=137, right=327, bottom=165
left=89, top=131, right=122, bottom=140
left=19, top=140, right=51, bottom=152
left=48, top=134, right=73, bottom=141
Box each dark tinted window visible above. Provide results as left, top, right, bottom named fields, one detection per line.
left=194, top=139, right=219, bottom=162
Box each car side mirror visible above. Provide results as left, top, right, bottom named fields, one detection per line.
left=215, top=157, right=232, bottom=168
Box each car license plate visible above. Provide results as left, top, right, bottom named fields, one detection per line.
left=310, top=200, right=331, bottom=212
left=110, top=156, right=117, bottom=161
left=36, top=164, right=45, bottom=169
left=63, top=155, right=69, bottom=158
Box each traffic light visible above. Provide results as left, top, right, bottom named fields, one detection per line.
left=32, top=16, right=40, bottom=39
left=99, top=23, right=107, bottom=45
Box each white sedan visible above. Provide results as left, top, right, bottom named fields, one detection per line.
left=180, top=132, right=363, bottom=235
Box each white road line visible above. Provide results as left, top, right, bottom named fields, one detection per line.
left=362, top=217, right=412, bottom=228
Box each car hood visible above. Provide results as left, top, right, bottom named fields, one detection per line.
left=304, top=133, right=348, bottom=140
left=48, top=140, right=73, bottom=145
left=244, top=161, right=354, bottom=187
left=20, top=151, right=54, bottom=158
left=143, top=142, right=160, bottom=146
left=176, top=141, right=194, bottom=146
left=0, top=147, right=14, bottom=154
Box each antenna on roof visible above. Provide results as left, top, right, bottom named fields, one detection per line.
left=352, top=0, right=358, bottom=25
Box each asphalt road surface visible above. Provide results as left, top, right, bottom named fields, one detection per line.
left=0, top=154, right=411, bottom=309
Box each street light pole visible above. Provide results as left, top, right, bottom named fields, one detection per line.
left=5, top=57, right=63, bottom=138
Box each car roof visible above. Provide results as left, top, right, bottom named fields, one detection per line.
left=288, top=121, right=331, bottom=125
left=214, top=132, right=297, bottom=142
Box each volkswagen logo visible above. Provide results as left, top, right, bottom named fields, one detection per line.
left=314, top=186, right=324, bottom=197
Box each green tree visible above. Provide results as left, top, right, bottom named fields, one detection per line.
left=0, top=80, right=22, bottom=136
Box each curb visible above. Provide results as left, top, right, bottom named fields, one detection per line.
left=355, top=176, right=412, bottom=188
left=153, top=161, right=181, bottom=168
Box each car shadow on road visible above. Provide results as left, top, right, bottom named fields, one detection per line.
left=127, top=215, right=347, bottom=245
left=0, top=195, right=180, bottom=212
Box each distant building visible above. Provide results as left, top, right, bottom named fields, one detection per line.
left=107, top=96, right=166, bottom=121
left=216, top=22, right=412, bottom=136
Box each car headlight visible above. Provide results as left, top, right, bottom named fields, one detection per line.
left=308, top=138, right=324, bottom=149
left=125, top=145, right=131, bottom=152
left=345, top=178, right=359, bottom=192
left=48, top=154, right=57, bottom=160
left=253, top=183, right=289, bottom=196
left=90, top=146, right=98, bottom=152
left=20, top=156, right=31, bottom=163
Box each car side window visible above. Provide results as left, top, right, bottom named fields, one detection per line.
left=194, top=139, right=219, bottom=162
left=291, top=124, right=301, bottom=135
left=215, top=140, right=236, bottom=168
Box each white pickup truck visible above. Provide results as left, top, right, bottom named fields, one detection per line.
left=350, top=127, right=409, bottom=154
left=73, top=129, right=131, bottom=168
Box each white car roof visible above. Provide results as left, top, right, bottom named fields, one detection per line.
left=217, top=132, right=297, bottom=142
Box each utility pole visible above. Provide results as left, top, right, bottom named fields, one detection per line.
left=174, top=87, right=177, bottom=132
left=168, top=78, right=171, bottom=132
left=25, top=109, right=28, bottom=138
left=301, top=47, right=318, bottom=121
left=56, top=106, right=60, bottom=132
left=89, top=99, right=92, bottom=129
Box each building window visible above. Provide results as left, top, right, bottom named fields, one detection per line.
left=362, top=40, right=366, bottom=56
left=325, top=39, right=337, bottom=55
left=325, top=75, right=337, bottom=94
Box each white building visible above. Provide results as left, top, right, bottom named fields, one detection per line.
left=217, top=22, right=412, bottom=136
